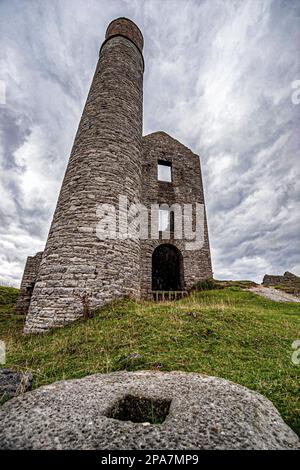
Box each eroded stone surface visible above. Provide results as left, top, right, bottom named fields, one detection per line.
left=0, top=371, right=298, bottom=450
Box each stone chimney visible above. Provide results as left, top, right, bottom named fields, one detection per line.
left=24, top=18, right=144, bottom=333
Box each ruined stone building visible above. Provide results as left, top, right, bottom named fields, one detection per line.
left=17, top=18, right=212, bottom=333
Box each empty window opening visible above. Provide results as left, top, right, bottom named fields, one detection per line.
left=152, top=244, right=184, bottom=291
left=104, top=395, right=171, bottom=425
left=158, top=209, right=175, bottom=234
left=157, top=160, right=172, bottom=182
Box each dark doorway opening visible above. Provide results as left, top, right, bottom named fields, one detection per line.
left=152, top=244, right=183, bottom=291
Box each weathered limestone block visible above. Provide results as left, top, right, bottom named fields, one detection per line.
left=0, top=371, right=298, bottom=450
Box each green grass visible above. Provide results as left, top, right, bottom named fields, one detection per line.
left=0, top=286, right=19, bottom=306
left=0, top=285, right=300, bottom=435
left=0, top=286, right=21, bottom=339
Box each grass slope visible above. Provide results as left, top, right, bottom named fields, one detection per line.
left=0, top=285, right=300, bottom=435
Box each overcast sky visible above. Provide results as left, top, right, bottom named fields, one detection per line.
left=0, top=0, right=299, bottom=286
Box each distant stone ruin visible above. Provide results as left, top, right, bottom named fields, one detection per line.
left=262, top=271, right=300, bottom=296
left=263, top=271, right=299, bottom=286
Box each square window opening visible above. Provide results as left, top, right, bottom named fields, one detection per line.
left=157, top=160, right=172, bottom=182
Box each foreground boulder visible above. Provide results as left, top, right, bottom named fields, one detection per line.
left=0, top=371, right=299, bottom=450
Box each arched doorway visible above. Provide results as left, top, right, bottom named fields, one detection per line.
left=152, top=244, right=183, bottom=291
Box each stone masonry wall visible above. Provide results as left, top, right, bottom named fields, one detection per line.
left=263, top=272, right=299, bottom=286
left=16, top=252, right=43, bottom=315
left=140, top=132, right=212, bottom=298
left=105, top=18, right=144, bottom=54
left=24, top=19, right=144, bottom=333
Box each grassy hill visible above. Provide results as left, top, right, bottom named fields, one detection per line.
left=0, top=284, right=299, bottom=436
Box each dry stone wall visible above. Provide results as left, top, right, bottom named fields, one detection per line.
left=263, top=271, right=299, bottom=286
left=16, top=252, right=43, bottom=315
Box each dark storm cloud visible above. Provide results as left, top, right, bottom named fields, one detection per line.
left=0, top=0, right=299, bottom=285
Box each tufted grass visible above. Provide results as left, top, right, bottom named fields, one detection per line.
left=0, top=285, right=299, bottom=436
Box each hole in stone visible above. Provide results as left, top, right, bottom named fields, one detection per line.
left=104, top=394, right=171, bottom=425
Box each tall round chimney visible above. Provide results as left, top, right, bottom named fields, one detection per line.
left=24, top=18, right=144, bottom=333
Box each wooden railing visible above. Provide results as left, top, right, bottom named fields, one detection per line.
left=150, top=290, right=188, bottom=302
